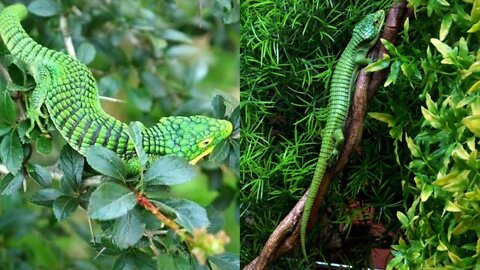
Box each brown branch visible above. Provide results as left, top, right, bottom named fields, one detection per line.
left=243, top=2, right=410, bottom=269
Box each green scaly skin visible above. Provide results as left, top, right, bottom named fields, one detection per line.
left=0, top=4, right=233, bottom=174
left=300, top=10, right=385, bottom=258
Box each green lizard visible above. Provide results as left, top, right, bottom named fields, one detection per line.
left=300, top=10, right=385, bottom=258
left=0, top=4, right=233, bottom=173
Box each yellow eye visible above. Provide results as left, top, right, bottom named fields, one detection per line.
left=198, top=138, right=212, bottom=148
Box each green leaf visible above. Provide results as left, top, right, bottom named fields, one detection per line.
left=53, top=195, right=79, bottom=221
left=113, top=252, right=156, bottom=270
left=0, top=88, right=16, bottom=125
left=439, top=14, right=452, bottom=40
left=112, top=210, right=146, bottom=249
left=162, top=29, right=192, bottom=43
left=30, top=164, right=52, bottom=187
left=384, top=60, right=401, bottom=87
left=230, top=106, right=240, bottom=130
left=30, top=188, right=63, bottom=207
left=157, top=254, right=192, bottom=270
left=98, top=75, right=121, bottom=96
left=212, top=95, right=226, bottom=119
left=164, top=198, right=209, bottom=232
left=88, top=182, right=136, bottom=220
left=28, top=0, right=62, bottom=17
left=209, top=140, right=230, bottom=164
left=209, top=253, right=240, bottom=270
left=128, top=122, right=148, bottom=167
left=144, top=157, right=196, bottom=186
left=35, top=135, right=52, bottom=155
left=0, top=173, right=24, bottom=196
left=397, top=211, right=409, bottom=228
left=363, top=55, right=391, bottom=72
left=77, top=43, right=96, bottom=65
left=0, top=130, right=23, bottom=174
left=59, top=145, right=84, bottom=193
left=85, top=146, right=127, bottom=181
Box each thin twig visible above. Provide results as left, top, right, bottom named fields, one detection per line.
left=59, top=14, right=76, bottom=58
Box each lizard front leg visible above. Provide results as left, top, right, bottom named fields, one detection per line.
left=26, top=66, right=54, bottom=137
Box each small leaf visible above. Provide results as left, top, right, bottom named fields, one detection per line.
left=430, top=38, right=452, bottom=58
left=59, top=145, right=84, bottom=193
left=420, top=184, right=433, bottom=202
left=85, top=146, right=127, bottom=181
left=128, top=122, right=148, bottom=167
left=0, top=173, right=24, bottom=196
left=209, top=140, right=230, bottom=164
left=380, top=38, right=400, bottom=57
left=363, top=56, right=391, bottom=72
left=112, top=210, right=146, bottom=249
left=166, top=45, right=200, bottom=58
left=439, top=14, right=452, bottom=41
left=36, top=135, right=52, bottom=155
left=28, top=0, right=62, bottom=17
left=405, top=135, right=421, bottom=158
left=421, top=107, right=443, bottom=128
left=144, top=157, right=196, bottom=186
left=30, top=164, right=52, bottom=187
left=384, top=60, right=401, bottom=87
left=0, top=130, right=23, bottom=174
left=77, top=43, right=96, bottom=65
left=396, top=211, right=409, bottom=228
left=162, top=29, right=192, bottom=43
left=30, top=188, right=63, bottom=207
left=88, top=182, right=136, bottom=220
left=209, top=253, right=240, bottom=270
left=445, top=201, right=461, bottom=212
left=0, top=89, right=16, bottom=125
left=157, top=254, right=177, bottom=270
left=53, top=195, right=79, bottom=221
left=463, top=115, right=480, bottom=136
left=212, top=95, right=226, bottom=119
left=368, top=112, right=394, bottom=127
left=163, top=198, right=209, bottom=232
left=113, top=251, right=156, bottom=270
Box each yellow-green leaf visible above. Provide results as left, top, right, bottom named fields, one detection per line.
left=467, top=80, right=480, bottom=94
left=421, top=107, right=443, bottom=128
left=439, top=14, right=452, bottom=41
left=431, top=38, right=452, bottom=57
left=406, top=135, right=421, bottom=158
left=463, top=115, right=480, bottom=136
left=445, top=200, right=461, bottom=212
left=437, top=240, right=448, bottom=251
left=368, top=112, right=394, bottom=127
left=452, top=143, right=469, bottom=160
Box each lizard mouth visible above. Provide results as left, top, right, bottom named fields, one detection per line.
left=189, top=146, right=215, bottom=165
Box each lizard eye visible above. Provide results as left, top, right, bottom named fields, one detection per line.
left=198, top=138, right=212, bottom=148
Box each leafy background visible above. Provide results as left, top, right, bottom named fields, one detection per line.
left=0, top=0, right=239, bottom=269
left=242, top=0, right=480, bottom=269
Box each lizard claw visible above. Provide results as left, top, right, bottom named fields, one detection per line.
left=25, top=108, right=49, bottom=138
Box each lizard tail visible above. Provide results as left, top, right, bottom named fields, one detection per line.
left=0, top=4, right=45, bottom=63
left=300, top=137, right=334, bottom=259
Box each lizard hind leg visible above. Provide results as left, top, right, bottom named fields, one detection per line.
left=25, top=65, right=55, bottom=137
left=330, top=128, right=344, bottom=164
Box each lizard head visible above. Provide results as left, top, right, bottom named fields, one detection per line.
left=353, top=10, right=385, bottom=45
left=153, top=116, right=233, bottom=164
